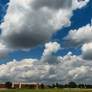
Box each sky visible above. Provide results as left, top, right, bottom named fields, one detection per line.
left=0, top=0, right=92, bottom=84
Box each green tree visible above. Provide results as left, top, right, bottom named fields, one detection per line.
left=68, top=81, right=77, bottom=88
left=56, top=83, right=59, bottom=88
left=30, top=84, right=35, bottom=89
left=5, top=81, right=12, bottom=88
left=52, top=84, right=56, bottom=88
left=78, top=84, right=85, bottom=88
left=40, top=83, right=45, bottom=89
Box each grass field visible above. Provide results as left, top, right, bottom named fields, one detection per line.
left=0, top=89, right=92, bottom=92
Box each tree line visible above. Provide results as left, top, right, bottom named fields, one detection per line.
left=5, top=81, right=92, bottom=89
left=46, top=82, right=92, bottom=89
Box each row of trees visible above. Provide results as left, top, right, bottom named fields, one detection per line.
left=5, top=81, right=92, bottom=89
left=46, top=82, right=92, bottom=88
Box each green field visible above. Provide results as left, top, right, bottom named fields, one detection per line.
left=0, top=89, right=92, bottom=92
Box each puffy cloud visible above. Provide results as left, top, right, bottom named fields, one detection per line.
left=0, top=51, right=92, bottom=83
left=41, top=42, right=60, bottom=64
left=0, top=0, right=91, bottom=83
left=68, top=66, right=89, bottom=79
left=63, top=19, right=92, bottom=61
left=0, top=0, right=89, bottom=51
left=0, top=0, right=72, bottom=50
left=43, top=42, right=60, bottom=56
left=0, top=0, right=89, bottom=60
left=0, top=43, right=11, bottom=60
left=56, top=53, right=92, bottom=83
left=72, top=0, right=90, bottom=10
left=82, top=42, right=92, bottom=60
left=0, top=42, right=92, bottom=83
left=64, top=23, right=92, bottom=47
left=0, top=59, right=48, bottom=82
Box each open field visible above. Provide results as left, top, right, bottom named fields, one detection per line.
left=0, top=89, right=92, bottom=92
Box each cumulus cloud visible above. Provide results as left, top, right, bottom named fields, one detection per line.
left=0, top=0, right=89, bottom=51
left=42, top=42, right=60, bottom=57
left=0, top=43, right=12, bottom=60
left=0, top=50, right=92, bottom=83
left=0, top=42, right=92, bottom=83
left=72, top=0, right=90, bottom=10
left=0, top=42, right=60, bottom=83
left=0, top=0, right=72, bottom=50
left=81, top=42, right=92, bottom=60
left=0, top=0, right=91, bottom=83
left=68, top=66, right=89, bottom=80
left=64, top=23, right=92, bottom=47
left=41, top=42, right=60, bottom=64
left=63, top=19, right=92, bottom=61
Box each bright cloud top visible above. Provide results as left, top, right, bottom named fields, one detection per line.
left=64, top=23, right=92, bottom=47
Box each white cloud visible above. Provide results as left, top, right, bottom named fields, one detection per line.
left=68, top=66, right=89, bottom=79
left=41, top=42, right=60, bottom=64
left=64, top=23, right=92, bottom=47
left=81, top=42, right=92, bottom=60
left=0, top=0, right=89, bottom=60
left=0, top=0, right=73, bottom=50
left=82, top=42, right=92, bottom=52
left=43, top=42, right=60, bottom=56
left=0, top=0, right=91, bottom=83
left=0, top=0, right=89, bottom=51
left=0, top=42, right=92, bottom=83
left=64, top=20, right=92, bottom=61
left=72, top=0, right=89, bottom=10
left=0, top=50, right=92, bottom=83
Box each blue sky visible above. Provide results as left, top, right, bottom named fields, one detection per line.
left=0, top=0, right=92, bottom=83
left=0, top=0, right=92, bottom=64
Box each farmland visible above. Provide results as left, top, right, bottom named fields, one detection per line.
left=0, top=89, right=92, bottom=92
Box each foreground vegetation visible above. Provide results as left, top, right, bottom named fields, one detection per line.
left=0, top=89, right=92, bottom=92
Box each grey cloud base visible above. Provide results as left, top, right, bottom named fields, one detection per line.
left=32, top=0, right=72, bottom=10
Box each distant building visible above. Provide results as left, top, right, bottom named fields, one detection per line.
left=0, top=82, right=41, bottom=89
left=0, top=83, right=6, bottom=88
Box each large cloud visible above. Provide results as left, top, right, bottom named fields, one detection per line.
left=63, top=20, right=92, bottom=61
left=41, top=42, right=61, bottom=64
left=0, top=0, right=72, bottom=50
left=0, top=42, right=92, bottom=83
left=0, top=0, right=91, bottom=83
left=0, top=42, right=60, bottom=83
left=0, top=0, right=89, bottom=50
left=64, top=23, right=92, bottom=47
left=0, top=0, right=89, bottom=60
left=0, top=50, right=92, bottom=84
